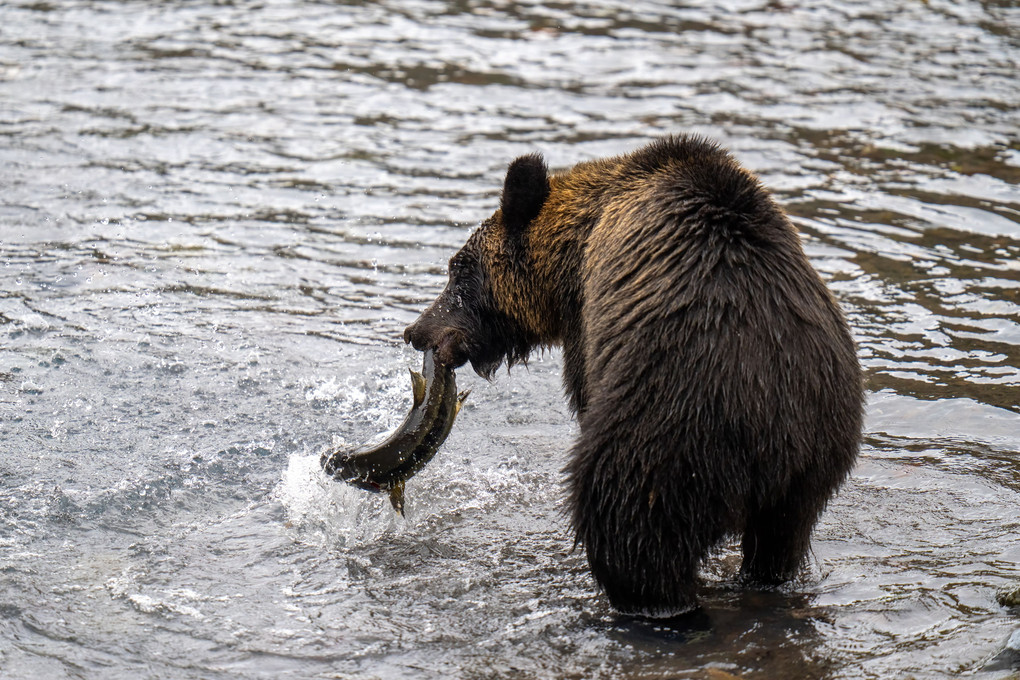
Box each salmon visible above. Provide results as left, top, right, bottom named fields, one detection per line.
left=320, top=348, right=467, bottom=515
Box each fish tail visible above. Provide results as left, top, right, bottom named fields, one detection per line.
left=389, top=479, right=406, bottom=517
left=455, top=390, right=471, bottom=416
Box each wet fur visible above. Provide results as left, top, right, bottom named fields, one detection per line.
left=405, top=135, right=864, bottom=616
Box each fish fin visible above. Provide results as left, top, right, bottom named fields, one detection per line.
left=388, top=480, right=406, bottom=517
left=409, top=370, right=426, bottom=408
left=454, top=389, right=471, bottom=416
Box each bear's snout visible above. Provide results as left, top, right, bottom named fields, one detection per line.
left=403, top=318, right=438, bottom=352
left=404, top=317, right=469, bottom=368
left=402, top=323, right=422, bottom=349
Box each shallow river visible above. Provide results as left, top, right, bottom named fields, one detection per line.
left=1, top=1, right=1019, bottom=678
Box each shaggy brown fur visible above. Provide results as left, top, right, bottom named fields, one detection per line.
left=405, top=135, right=863, bottom=616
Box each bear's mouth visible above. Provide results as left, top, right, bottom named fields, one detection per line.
left=406, top=326, right=505, bottom=379
left=404, top=324, right=471, bottom=369
left=434, top=329, right=470, bottom=369
left=404, top=310, right=533, bottom=380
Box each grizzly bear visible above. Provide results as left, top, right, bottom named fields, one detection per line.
left=403, top=135, right=864, bottom=617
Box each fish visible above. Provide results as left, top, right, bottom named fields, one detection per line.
left=320, top=348, right=447, bottom=490
left=375, top=377, right=470, bottom=516
left=320, top=348, right=468, bottom=515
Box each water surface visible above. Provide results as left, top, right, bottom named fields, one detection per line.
left=1, top=1, right=1019, bottom=678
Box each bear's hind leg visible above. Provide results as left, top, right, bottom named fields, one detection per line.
left=739, top=495, right=822, bottom=587
left=568, top=436, right=713, bottom=617
left=593, top=538, right=702, bottom=618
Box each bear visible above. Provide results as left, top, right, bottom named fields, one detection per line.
left=403, top=135, right=864, bottom=617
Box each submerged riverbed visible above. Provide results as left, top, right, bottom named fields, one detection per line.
left=1, top=1, right=1019, bottom=678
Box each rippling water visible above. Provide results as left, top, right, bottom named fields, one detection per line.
left=1, top=1, right=1018, bottom=678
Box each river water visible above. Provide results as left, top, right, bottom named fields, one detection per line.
left=1, top=1, right=1018, bottom=678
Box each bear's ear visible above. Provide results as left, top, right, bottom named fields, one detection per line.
left=500, top=153, right=550, bottom=236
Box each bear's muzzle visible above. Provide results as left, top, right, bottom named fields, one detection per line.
left=404, top=317, right=470, bottom=369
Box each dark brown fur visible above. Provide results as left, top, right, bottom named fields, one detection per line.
left=405, top=135, right=864, bottom=616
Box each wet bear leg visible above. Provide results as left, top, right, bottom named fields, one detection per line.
left=591, top=538, right=702, bottom=618
left=568, top=443, right=711, bottom=616
left=739, top=494, right=822, bottom=586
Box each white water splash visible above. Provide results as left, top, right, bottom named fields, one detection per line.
left=275, top=451, right=403, bottom=550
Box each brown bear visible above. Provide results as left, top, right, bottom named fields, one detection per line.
left=403, top=135, right=864, bottom=617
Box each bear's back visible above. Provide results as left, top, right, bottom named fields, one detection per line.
left=576, top=135, right=862, bottom=503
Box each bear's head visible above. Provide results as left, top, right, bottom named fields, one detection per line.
left=404, top=153, right=555, bottom=377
